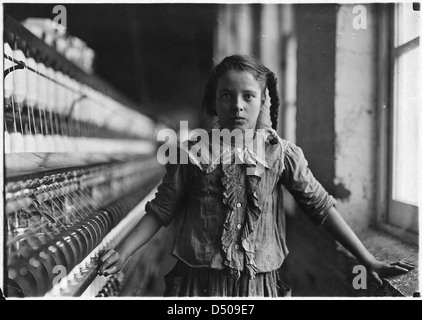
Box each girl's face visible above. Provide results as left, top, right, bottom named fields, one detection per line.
left=215, top=70, right=264, bottom=131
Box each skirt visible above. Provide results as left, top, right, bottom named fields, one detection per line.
left=163, top=260, right=292, bottom=297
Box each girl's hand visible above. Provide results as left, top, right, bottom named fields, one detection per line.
left=366, top=259, right=414, bottom=286
left=97, top=248, right=125, bottom=276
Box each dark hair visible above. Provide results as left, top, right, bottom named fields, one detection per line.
left=202, top=54, right=280, bottom=130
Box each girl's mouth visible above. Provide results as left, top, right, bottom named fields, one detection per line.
left=232, top=116, right=246, bottom=121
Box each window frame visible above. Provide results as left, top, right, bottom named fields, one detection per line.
left=375, top=3, right=419, bottom=245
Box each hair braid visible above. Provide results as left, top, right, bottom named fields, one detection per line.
left=267, top=71, right=280, bottom=131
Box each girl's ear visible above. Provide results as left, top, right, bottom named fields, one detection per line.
left=256, top=88, right=272, bottom=129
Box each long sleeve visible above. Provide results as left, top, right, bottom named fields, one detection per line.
left=280, top=142, right=337, bottom=225
left=145, top=147, right=191, bottom=227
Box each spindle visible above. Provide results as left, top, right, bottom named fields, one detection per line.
left=4, top=14, right=163, bottom=298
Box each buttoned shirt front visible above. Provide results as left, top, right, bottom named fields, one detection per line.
left=145, top=128, right=336, bottom=277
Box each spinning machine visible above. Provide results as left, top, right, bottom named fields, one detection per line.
left=2, top=15, right=165, bottom=298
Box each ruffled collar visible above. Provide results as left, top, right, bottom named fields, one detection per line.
left=179, top=128, right=280, bottom=176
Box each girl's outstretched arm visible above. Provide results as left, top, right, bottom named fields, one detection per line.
left=97, top=154, right=189, bottom=276
left=97, top=211, right=163, bottom=276
left=322, top=206, right=414, bottom=286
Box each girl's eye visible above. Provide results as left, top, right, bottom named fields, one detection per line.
left=244, top=94, right=254, bottom=101
left=220, top=93, right=231, bottom=99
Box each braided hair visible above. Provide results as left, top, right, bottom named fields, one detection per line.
left=202, top=54, right=280, bottom=131
left=266, top=71, right=280, bottom=131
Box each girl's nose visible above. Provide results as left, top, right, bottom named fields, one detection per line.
left=233, top=96, right=244, bottom=111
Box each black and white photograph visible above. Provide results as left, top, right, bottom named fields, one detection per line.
left=0, top=0, right=420, bottom=306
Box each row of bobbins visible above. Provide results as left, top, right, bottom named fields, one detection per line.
left=4, top=31, right=156, bottom=155
left=7, top=188, right=144, bottom=297
left=5, top=159, right=159, bottom=297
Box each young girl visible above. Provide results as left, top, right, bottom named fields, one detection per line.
left=98, top=54, right=413, bottom=297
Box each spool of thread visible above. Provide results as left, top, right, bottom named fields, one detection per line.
left=96, top=139, right=103, bottom=153
left=10, top=132, right=25, bottom=153
left=82, top=138, right=90, bottom=153
left=55, top=71, right=67, bottom=114
left=97, top=138, right=104, bottom=153
left=54, top=135, right=64, bottom=153
left=45, top=67, right=56, bottom=113
left=72, top=137, right=79, bottom=153
left=45, top=67, right=57, bottom=153
left=44, top=135, right=55, bottom=153
left=36, top=62, right=48, bottom=114
left=66, top=136, right=76, bottom=153
left=59, top=272, right=69, bottom=291
left=25, top=56, right=39, bottom=153
left=61, top=136, right=70, bottom=153
left=109, top=139, right=116, bottom=154
left=5, top=197, right=33, bottom=215
left=4, top=42, right=14, bottom=101
left=114, top=139, right=120, bottom=154
left=7, top=262, right=37, bottom=297
left=36, top=62, right=51, bottom=152
left=86, top=138, right=95, bottom=153
left=78, top=137, right=87, bottom=153
left=55, top=71, right=67, bottom=153
left=34, top=134, right=46, bottom=153
left=26, top=57, right=38, bottom=108
left=105, top=139, right=112, bottom=154
left=5, top=131, right=12, bottom=153
left=12, top=48, right=27, bottom=106
left=97, top=138, right=105, bottom=153
left=63, top=74, right=74, bottom=112
left=23, top=134, right=37, bottom=153
left=50, top=281, right=61, bottom=296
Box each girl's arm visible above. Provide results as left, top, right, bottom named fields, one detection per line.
left=97, top=149, right=190, bottom=276
left=97, top=211, right=163, bottom=275
left=322, top=206, right=414, bottom=285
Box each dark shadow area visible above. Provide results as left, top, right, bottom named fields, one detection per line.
left=4, top=3, right=217, bottom=127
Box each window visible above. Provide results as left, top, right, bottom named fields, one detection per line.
left=389, top=3, right=419, bottom=234
left=378, top=3, right=419, bottom=238
left=279, top=5, right=297, bottom=143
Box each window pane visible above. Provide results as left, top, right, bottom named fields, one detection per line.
left=395, top=3, right=420, bottom=46
left=392, top=47, right=419, bottom=206
left=283, top=36, right=297, bottom=143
